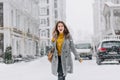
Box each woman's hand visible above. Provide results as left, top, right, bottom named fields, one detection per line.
left=79, top=58, right=83, bottom=63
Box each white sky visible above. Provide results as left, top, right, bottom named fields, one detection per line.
left=66, top=0, right=94, bottom=42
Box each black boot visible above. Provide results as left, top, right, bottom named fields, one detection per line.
left=58, top=75, right=65, bottom=80
left=63, top=76, right=65, bottom=80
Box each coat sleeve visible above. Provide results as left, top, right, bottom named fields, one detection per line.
left=69, top=35, right=81, bottom=60
left=47, top=40, right=55, bottom=55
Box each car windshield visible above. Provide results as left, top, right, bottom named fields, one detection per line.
left=75, top=43, right=91, bottom=49
left=102, top=41, right=120, bottom=48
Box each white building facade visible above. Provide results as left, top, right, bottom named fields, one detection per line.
left=93, top=0, right=120, bottom=45
left=0, top=0, right=40, bottom=58
left=39, top=0, right=66, bottom=55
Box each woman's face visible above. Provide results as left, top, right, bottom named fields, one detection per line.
left=57, top=23, right=64, bottom=34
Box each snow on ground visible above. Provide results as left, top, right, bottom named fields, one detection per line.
left=0, top=55, right=120, bottom=80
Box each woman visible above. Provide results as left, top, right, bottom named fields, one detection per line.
left=50, top=21, right=82, bottom=80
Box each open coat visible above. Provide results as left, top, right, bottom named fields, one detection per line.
left=51, top=35, right=80, bottom=76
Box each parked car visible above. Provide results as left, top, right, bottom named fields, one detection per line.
left=96, top=39, right=120, bottom=65
left=75, top=43, right=92, bottom=60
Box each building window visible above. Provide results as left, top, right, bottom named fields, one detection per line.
left=47, top=8, right=49, bottom=15
left=41, top=30, right=44, bottom=36
left=40, top=0, right=47, bottom=4
left=55, top=10, right=58, bottom=18
left=40, top=7, right=47, bottom=15
left=16, top=40, right=20, bottom=55
left=47, top=29, right=50, bottom=37
left=0, top=3, right=3, bottom=27
left=117, top=0, right=120, bottom=4
left=44, top=32, right=46, bottom=37
left=54, top=2, right=57, bottom=8
left=41, top=19, right=45, bottom=24
left=41, top=41, right=46, bottom=48
left=16, top=14, right=20, bottom=28
left=15, top=9, right=17, bottom=27
left=11, top=10, right=14, bottom=27
left=41, top=30, right=46, bottom=37
left=47, top=0, right=49, bottom=3
left=0, top=33, right=3, bottom=53
left=47, top=18, right=49, bottom=26
left=40, top=19, right=46, bottom=25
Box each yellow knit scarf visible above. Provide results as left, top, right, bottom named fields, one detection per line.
left=56, top=33, right=64, bottom=56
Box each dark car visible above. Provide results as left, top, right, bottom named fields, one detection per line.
left=96, top=39, right=120, bottom=65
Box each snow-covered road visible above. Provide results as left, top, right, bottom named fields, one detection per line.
left=0, top=56, right=120, bottom=80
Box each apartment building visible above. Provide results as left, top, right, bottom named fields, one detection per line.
left=39, top=0, right=66, bottom=55
left=0, top=0, right=40, bottom=58
left=93, top=0, right=120, bottom=44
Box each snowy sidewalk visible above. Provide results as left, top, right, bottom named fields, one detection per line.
left=0, top=56, right=120, bottom=80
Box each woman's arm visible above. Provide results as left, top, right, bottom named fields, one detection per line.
left=69, top=35, right=82, bottom=62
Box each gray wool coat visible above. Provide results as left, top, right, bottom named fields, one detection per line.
left=51, top=35, right=80, bottom=76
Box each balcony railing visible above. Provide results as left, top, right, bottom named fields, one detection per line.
left=93, top=35, right=120, bottom=46
left=102, top=35, right=120, bottom=40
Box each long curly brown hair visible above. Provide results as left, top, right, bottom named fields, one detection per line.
left=52, top=21, right=70, bottom=40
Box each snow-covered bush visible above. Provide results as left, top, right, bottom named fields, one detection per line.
left=4, top=46, right=13, bottom=64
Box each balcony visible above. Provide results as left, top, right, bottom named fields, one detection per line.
left=103, top=2, right=120, bottom=35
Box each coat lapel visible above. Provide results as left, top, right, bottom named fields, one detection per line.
left=62, top=38, right=66, bottom=51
